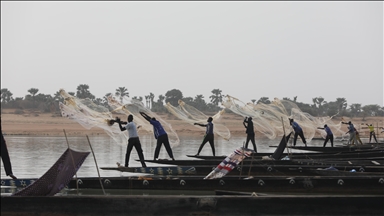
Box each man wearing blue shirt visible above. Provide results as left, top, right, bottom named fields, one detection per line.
left=317, top=124, right=334, bottom=147
left=140, top=112, right=175, bottom=161
left=342, top=121, right=357, bottom=145
left=289, top=118, right=307, bottom=147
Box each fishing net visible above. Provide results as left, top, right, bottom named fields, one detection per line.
left=165, top=100, right=231, bottom=141
left=222, top=95, right=347, bottom=141
left=107, top=94, right=180, bottom=148
left=59, top=89, right=128, bottom=145
left=59, top=89, right=180, bottom=147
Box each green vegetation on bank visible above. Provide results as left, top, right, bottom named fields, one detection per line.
left=1, top=84, right=383, bottom=119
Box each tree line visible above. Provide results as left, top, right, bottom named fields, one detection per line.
left=1, top=84, right=383, bottom=118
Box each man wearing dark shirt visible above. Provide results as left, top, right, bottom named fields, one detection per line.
left=194, top=117, right=215, bottom=156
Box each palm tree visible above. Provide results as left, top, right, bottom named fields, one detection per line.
left=312, top=97, right=318, bottom=108
left=145, top=95, right=150, bottom=108
left=209, top=89, right=223, bottom=106
left=27, top=88, right=39, bottom=107
left=115, top=87, right=129, bottom=103
left=149, top=92, right=155, bottom=109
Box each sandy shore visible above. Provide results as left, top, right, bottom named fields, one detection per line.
left=0, top=109, right=246, bottom=136
left=1, top=109, right=383, bottom=138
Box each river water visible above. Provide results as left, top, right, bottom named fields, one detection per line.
left=0, top=134, right=334, bottom=179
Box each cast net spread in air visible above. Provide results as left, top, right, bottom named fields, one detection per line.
left=107, top=95, right=180, bottom=148
left=59, top=89, right=128, bottom=145
left=58, top=89, right=180, bottom=147
left=165, top=100, right=231, bottom=141
left=222, top=95, right=346, bottom=141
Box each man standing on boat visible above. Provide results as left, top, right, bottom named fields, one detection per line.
left=243, top=117, right=257, bottom=152
left=140, top=112, right=175, bottom=161
left=194, top=117, right=215, bottom=156
left=289, top=118, right=307, bottom=147
left=342, top=121, right=357, bottom=145
left=1, top=128, right=17, bottom=179
left=116, top=115, right=147, bottom=167
left=366, top=124, right=378, bottom=143
left=317, top=124, right=334, bottom=147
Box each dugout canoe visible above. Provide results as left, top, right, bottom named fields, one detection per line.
left=62, top=175, right=384, bottom=195
left=100, top=164, right=384, bottom=176
left=188, top=149, right=384, bottom=160
left=186, top=150, right=380, bottom=160
left=281, top=145, right=383, bottom=153
left=139, top=153, right=383, bottom=166
left=3, top=173, right=384, bottom=195
left=2, top=195, right=384, bottom=216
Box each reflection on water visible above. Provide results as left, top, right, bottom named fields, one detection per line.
left=1, top=135, right=327, bottom=179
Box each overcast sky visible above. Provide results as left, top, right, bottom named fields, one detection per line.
left=1, top=1, right=383, bottom=107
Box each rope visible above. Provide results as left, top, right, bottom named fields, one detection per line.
left=86, top=135, right=106, bottom=195
left=63, top=129, right=79, bottom=195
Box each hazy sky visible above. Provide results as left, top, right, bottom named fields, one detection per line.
left=1, top=1, right=383, bottom=107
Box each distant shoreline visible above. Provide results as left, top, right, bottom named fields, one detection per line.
left=1, top=109, right=383, bottom=138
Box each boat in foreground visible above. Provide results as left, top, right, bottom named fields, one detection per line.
left=2, top=194, right=383, bottom=216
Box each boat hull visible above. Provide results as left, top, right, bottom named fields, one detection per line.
left=2, top=195, right=384, bottom=216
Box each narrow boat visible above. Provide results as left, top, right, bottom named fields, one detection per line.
left=99, top=164, right=384, bottom=176
left=2, top=194, right=384, bottom=216
left=280, top=145, right=383, bottom=153
left=55, top=175, right=384, bottom=195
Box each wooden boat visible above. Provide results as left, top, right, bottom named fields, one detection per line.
left=3, top=171, right=384, bottom=192
left=281, top=145, right=384, bottom=153
left=2, top=194, right=384, bottom=216
left=140, top=152, right=383, bottom=166
left=99, top=166, right=384, bottom=178
left=56, top=175, right=384, bottom=195
left=100, top=166, right=197, bottom=175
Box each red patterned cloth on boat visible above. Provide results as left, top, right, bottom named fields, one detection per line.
left=12, top=148, right=89, bottom=196
left=204, top=147, right=254, bottom=179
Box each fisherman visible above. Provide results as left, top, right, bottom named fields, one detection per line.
left=366, top=124, right=378, bottom=143
left=194, top=117, right=215, bottom=156
left=116, top=115, right=147, bottom=167
left=139, top=112, right=175, bottom=161
left=354, top=128, right=363, bottom=145
left=317, top=124, right=334, bottom=147
left=342, top=121, right=357, bottom=145
left=1, top=126, right=17, bottom=179
left=289, top=118, right=307, bottom=147
left=243, top=117, right=257, bottom=152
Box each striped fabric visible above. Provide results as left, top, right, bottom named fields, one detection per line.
left=204, top=147, right=254, bottom=179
